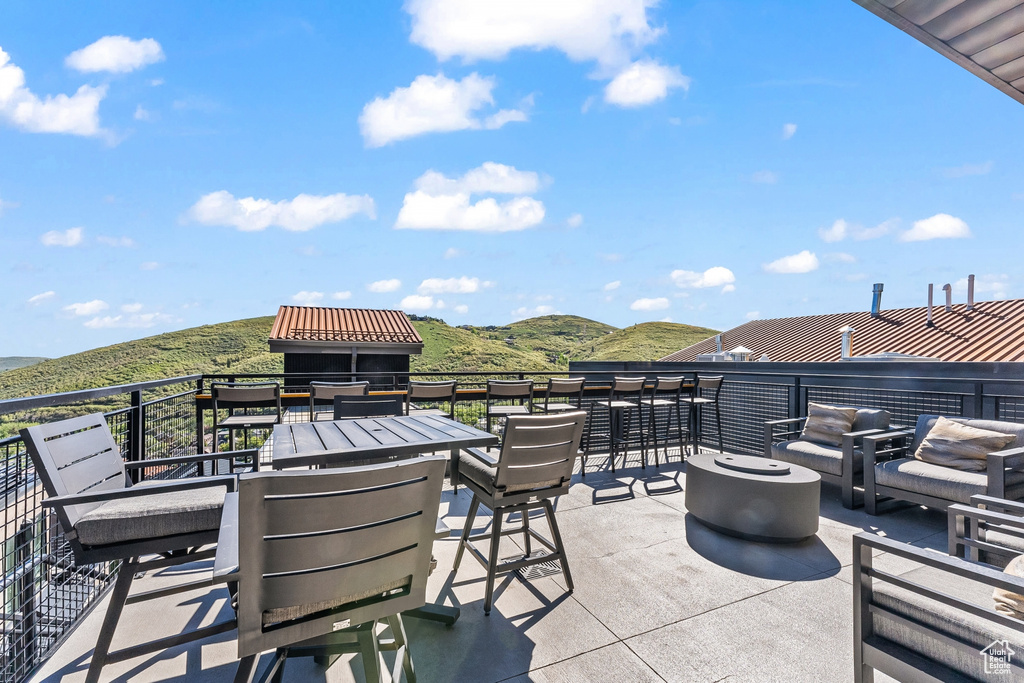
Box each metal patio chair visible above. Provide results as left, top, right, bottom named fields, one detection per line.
left=644, top=376, right=690, bottom=466
left=687, top=375, right=724, bottom=454
left=453, top=412, right=585, bottom=615
left=406, top=380, right=458, bottom=419
left=228, top=456, right=447, bottom=683
left=485, top=379, right=534, bottom=434
left=211, top=381, right=282, bottom=450
left=333, top=393, right=404, bottom=419
left=535, top=377, right=586, bottom=414
left=20, top=413, right=256, bottom=683
left=309, top=381, right=369, bottom=421
left=582, top=376, right=647, bottom=474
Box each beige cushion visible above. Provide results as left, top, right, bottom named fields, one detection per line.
left=800, top=403, right=858, bottom=447
left=914, top=416, right=1015, bottom=472
left=994, top=555, right=1024, bottom=619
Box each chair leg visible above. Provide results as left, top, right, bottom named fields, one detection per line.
left=234, top=654, right=259, bottom=683
left=542, top=499, right=573, bottom=592
left=453, top=496, right=480, bottom=571
left=483, top=509, right=503, bottom=615
left=358, top=621, right=383, bottom=683
left=270, top=648, right=288, bottom=683
left=85, top=557, right=138, bottom=683
left=386, top=614, right=416, bottom=683
left=521, top=507, right=532, bottom=557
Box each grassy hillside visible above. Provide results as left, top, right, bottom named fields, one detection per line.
left=585, top=322, right=719, bottom=361
left=410, top=319, right=552, bottom=373
left=0, top=357, right=48, bottom=372
left=470, top=315, right=617, bottom=363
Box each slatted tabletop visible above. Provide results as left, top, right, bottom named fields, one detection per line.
left=271, top=414, right=498, bottom=471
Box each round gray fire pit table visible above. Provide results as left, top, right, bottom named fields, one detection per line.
left=685, top=453, right=820, bottom=543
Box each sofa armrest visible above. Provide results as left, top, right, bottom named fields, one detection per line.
left=862, top=429, right=914, bottom=466
left=124, top=448, right=259, bottom=477
left=764, top=417, right=806, bottom=456
left=970, top=494, right=1024, bottom=515
left=987, top=445, right=1024, bottom=499
left=948, top=503, right=1024, bottom=562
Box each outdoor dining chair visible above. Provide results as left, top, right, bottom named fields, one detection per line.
left=211, top=381, right=282, bottom=451
left=406, top=379, right=458, bottom=419
left=644, top=376, right=690, bottom=466
left=309, top=380, right=369, bottom=420
left=688, top=375, right=724, bottom=454
left=485, top=379, right=534, bottom=434
left=21, top=413, right=256, bottom=683
left=453, top=411, right=585, bottom=615
left=229, top=456, right=447, bottom=683
left=535, top=377, right=586, bottom=414
left=582, top=376, right=647, bottom=474
left=333, top=393, right=404, bottom=419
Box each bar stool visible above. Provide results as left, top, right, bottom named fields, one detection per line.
left=583, top=376, right=647, bottom=474
left=485, top=379, right=534, bottom=435
left=645, top=376, right=689, bottom=466
left=535, top=377, right=586, bottom=413
left=688, top=375, right=724, bottom=454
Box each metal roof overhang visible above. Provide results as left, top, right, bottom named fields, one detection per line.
left=854, top=0, right=1024, bottom=106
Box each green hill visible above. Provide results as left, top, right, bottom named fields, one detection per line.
left=0, top=357, right=48, bottom=373
left=585, top=322, right=718, bottom=361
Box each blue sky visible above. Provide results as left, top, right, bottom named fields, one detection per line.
left=2, top=1, right=1023, bottom=358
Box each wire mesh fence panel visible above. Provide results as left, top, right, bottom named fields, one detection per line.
left=806, top=385, right=965, bottom=430
left=996, top=397, right=1024, bottom=423
left=700, top=380, right=790, bottom=456
left=143, top=391, right=199, bottom=479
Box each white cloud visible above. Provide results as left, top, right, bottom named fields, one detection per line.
left=604, top=60, right=689, bottom=107
left=187, top=190, right=375, bottom=232
left=401, top=294, right=435, bottom=311
left=941, top=161, right=992, bottom=179
left=359, top=73, right=527, bottom=147
left=856, top=219, right=897, bottom=241
left=826, top=252, right=857, bottom=263
left=66, top=36, right=164, bottom=74
left=660, top=316, right=673, bottom=323
left=745, top=311, right=761, bottom=320
left=900, top=213, right=971, bottom=242
left=41, top=227, right=84, bottom=247
left=454, top=304, right=469, bottom=314
left=64, top=299, right=108, bottom=316
left=670, top=266, right=735, bottom=289
left=819, top=218, right=896, bottom=242
left=511, top=304, right=558, bottom=320
left=417, top=276, right=489, bottom=294
left=581, top=95, right=596, bottom=113
left=406, top=0, right=662, bottom=70
left=414, top=162, right=542, bottom=195
left=630, top=297, right=669, bottom=311
left=149, top=78, right=164, bottom=87
left=291, top=291, right=324, bottom=305
left=121, top=303, right=143, bottom=313
left=0, top=49, right=107, bottom=137
left=84, top=311, right=174, bottom=329
left=751, top=170, right=778, bottom=184
left=603, top=280, right=621, bottom=291
left=140, top=261, right=160, bottom=270
left=396, top=162, right=545, bottom=233
left=27, top=291, right=55, bottom=305
left=601, top=253, right=624, bottom=263
left=782, top=123, right=797, bottom=140
left=134, top=105, right=152, bottom=121
left=368, top=279, right=401, bottom=293
left=721, top=284, right=736, bottom=293
left=443, top=247, right=462, bottom=259
left=332, top=291, right=352, bottom=300
left=955, top=274, right=1008, bottom=300
left=819, top=219, right=847, bottom=243
left=567, top=213, right=584, bottom=228
left=97, top=235, right=135, bottom=247
left=764, top=250, right=819, bottom=274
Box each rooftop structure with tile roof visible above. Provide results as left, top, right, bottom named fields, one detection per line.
left=659, top=298, right=1024, bottom=363
left=269, top=306, right=423, bottom=354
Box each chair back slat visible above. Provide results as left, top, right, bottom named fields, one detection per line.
left=20, top=414, right=126, bottom=528
left=236, top=457, right=445, bottom=656
left=546, top=377, right=585, bottom=398
left=487, top=379, right=534, bottom=399
left=407, top=381, right=457, bottom=400
left=653, top=376, right=684, bottom=393
left=333, top=395, right=403, bottom=419
left=697, top=375, right=724, bottom=400
left=310, top=382, right=369, bottom=401
left=212, top=382, right=281, bottom=409
left=493, top=412, right=584, bottom=491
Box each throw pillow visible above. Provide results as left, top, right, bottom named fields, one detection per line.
left=913, top=416, right=1015, bottom=472
left=799, top=403, right=858, bottom=447
left=994, top=554, right=1024, bottom=620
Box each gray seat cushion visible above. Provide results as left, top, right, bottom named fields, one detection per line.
left=458, top=451, right=561, bottom=493
left=872, top=565, right=1024, bottom=680
left=772, top=440, right=861, bottom=477
left=75, top=481, right=226, bottom=546
left=852, top=407, right=890, bottom=432
left=875, top=458, right=1024, bottom=504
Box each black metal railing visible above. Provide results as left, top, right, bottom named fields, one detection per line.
left=4, top=361, right=1024, bottom=681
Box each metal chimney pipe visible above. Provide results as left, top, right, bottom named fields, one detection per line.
left=715, top=335, right=723, bottom=353
left=942, top=283, right=952, bottom=312
left=840, top=326, right=855, bottom=359
left=967, top=274, right=975, bottom=311
left=870, top=283, right=884, bottom=317
left=927, top=284, right=934, bottom=326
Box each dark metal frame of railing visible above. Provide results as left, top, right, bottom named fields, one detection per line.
left=6, top=361, right=1024, bottom=681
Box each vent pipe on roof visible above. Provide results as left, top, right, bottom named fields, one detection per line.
left=840, top=326, right=855, bottom=359
left=715, top=334, right=722, bottom=353
left=967, top=274, right=975, bottom=311
left=942, top=283, right=952, bottom=312
left=871, top=283, right=883, bottom=317
left=926, top=284, right=934, bottom=327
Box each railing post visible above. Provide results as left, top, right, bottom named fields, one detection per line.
left=15, top=521, right=37, bottom=673
left=196, top=377, right=206, bottom=462
left=128, top=389, right=143, bottom=484
left=789, top=377, right=802, bottom=419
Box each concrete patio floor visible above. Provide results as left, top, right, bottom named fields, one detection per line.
left=30, top=449, right=945, bottom=682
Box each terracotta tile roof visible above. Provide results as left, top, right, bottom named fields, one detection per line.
left=660, top=299, right=1024, bottom=363
left=269, top=306, right=423, bottom=344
